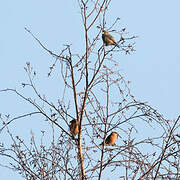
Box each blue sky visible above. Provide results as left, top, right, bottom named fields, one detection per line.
left=1, top=0, right=180, bottom=179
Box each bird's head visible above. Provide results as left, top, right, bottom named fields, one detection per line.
left=111, top=132, right=118, bottom=138
left=70, top=119, right=77, bottom=124
left=102, top=30, right=108, bottom=35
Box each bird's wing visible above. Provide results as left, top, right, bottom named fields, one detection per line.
left=106, top=34, right=116, bottom=43
left=105, top=135, right=111, bottom=144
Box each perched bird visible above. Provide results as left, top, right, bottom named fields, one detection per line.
left=102, top=30, right=119, bottom=48
left=69, top=119, right=79, bottom=138
left=103, top=132, right=118, bottom=146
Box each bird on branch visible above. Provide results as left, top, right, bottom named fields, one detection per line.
left=69, top=119, right=79, bottom=139
left=102, top=132, right=118, bottom=146
left=102, top=30, right=119, bottom=48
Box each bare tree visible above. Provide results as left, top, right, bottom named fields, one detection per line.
left=0, top=0, right=180, bottom=180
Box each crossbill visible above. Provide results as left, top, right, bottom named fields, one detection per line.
left=102, top=30, right=119, bottom=48
left=104, top=132, right=118, bottom=146
left=69, top=119, right=79, bottom=138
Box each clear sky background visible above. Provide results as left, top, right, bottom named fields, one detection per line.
left=0, top=0, right=180, bottom=179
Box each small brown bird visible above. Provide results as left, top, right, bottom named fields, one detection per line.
left=102, top=30, right=119, bottom=48
left=104, top=132, right=118, bottom=146
left=69, top=119, right=79, bottom=138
